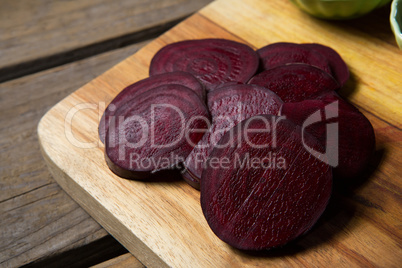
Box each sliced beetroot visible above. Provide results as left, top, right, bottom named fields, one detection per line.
left=149, top=39, right=259, bottom=91
left=182, top=84, right=283, bottom=189
left=257, top=42, right=331, bottom=75
left=105, top=84, right=210, bottom=180
left=99, top=71, right=205, bottom=143
left=248, top=63, right=340, bottom=102
left=303, top=43, right=349, bottom=86
left=280, top=91, right=375, bottom=179
left=201, top=115, right=332, bottom=250
left=212, top=81, right=244, bottom=91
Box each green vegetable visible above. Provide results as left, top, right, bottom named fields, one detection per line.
left=290, top=0, right=392, bottom=20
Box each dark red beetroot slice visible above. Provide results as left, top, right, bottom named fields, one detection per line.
left=201, top=115, right=332, bottom=250
left=212, top=81, right=244, bottom=91
left=105, top=84, right=210, bottom=180
left=248, top=63, right=340, bottom=102
left=257, top=42, right=331, bottom=75
left=99, top=71, right=205, bottom=143
left=149, top=39, right=259, bottom=91
left=280, top=91, right=375, bottom=179
left=182, top=84, right=283, bottom=189
left=303, top=43, right=349, bottom=86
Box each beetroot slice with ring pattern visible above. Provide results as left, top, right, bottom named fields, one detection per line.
left=182, top=84, right=283, bottom=189
left=257, top=42, right=332, bottom=75
left=99, top=71, right=206, bottom=143
left=105, top=84, right=210, bottom=180
left=248, top=63, right=340, bottom=103
left=303, top=43, right=349, bottom=86
left=280, top=91, right=375, bottom=179
left=149, top=39, right=259, bottom=91
left=201, top=114, right=332, bottom=250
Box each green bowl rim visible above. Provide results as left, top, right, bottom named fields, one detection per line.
left=390, top=0, right=402, bottom=48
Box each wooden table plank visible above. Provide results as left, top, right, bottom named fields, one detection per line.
left=23, top=236, right=130, bottom=268
left=0, top=41, right=149, bottom=268
left=0, top=0, right=213, bottom=72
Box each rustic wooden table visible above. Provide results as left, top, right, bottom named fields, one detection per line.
left=0, top=1, right=212, bottom=267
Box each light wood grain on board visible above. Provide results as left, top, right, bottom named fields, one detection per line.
left=38, top=0, right=402, bottom=267
left=0, top=42, right=148, bottom=267
left=0, top=0, right=212, bottom=69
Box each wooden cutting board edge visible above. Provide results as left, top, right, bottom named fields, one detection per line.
left=35, top=10, right=246, bottom=268
left=37, top=142, right=167, bottom=268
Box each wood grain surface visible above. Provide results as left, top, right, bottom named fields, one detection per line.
left=0, top=42, right=148, bottom=267
left=0, top=0, right=212, bottom=70
left=37, top=0, right=401, bottom=267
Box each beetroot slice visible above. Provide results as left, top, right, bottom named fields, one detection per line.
left=105, top=84, right=210, bottom=180
left=99, top=72, right=205, bottom=143
left=149, top=39, right=259, bottom=91
left=212, top=81, right=244, bottom=91
left=257, top=42, right=331, bottom=75
left=303, top=43, right=349, bottom=86
left=182, top=84, right=283, bottom=189
left=248, top=63, right=340, bottom=102
left=280, top=91, right=375, bottom=179
left=201, top=115, right=332, bottom=250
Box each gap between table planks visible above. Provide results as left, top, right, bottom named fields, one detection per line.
left=0, top=42, right=148, bottom=268
left=91, top=253, right=144, bottom=268
left=38, top=0, right=402, bottom=267
left=0, top=0, right=213, bottom=82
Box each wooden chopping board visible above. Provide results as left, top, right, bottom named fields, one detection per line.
left=38, top=0, right=402, bottom=267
